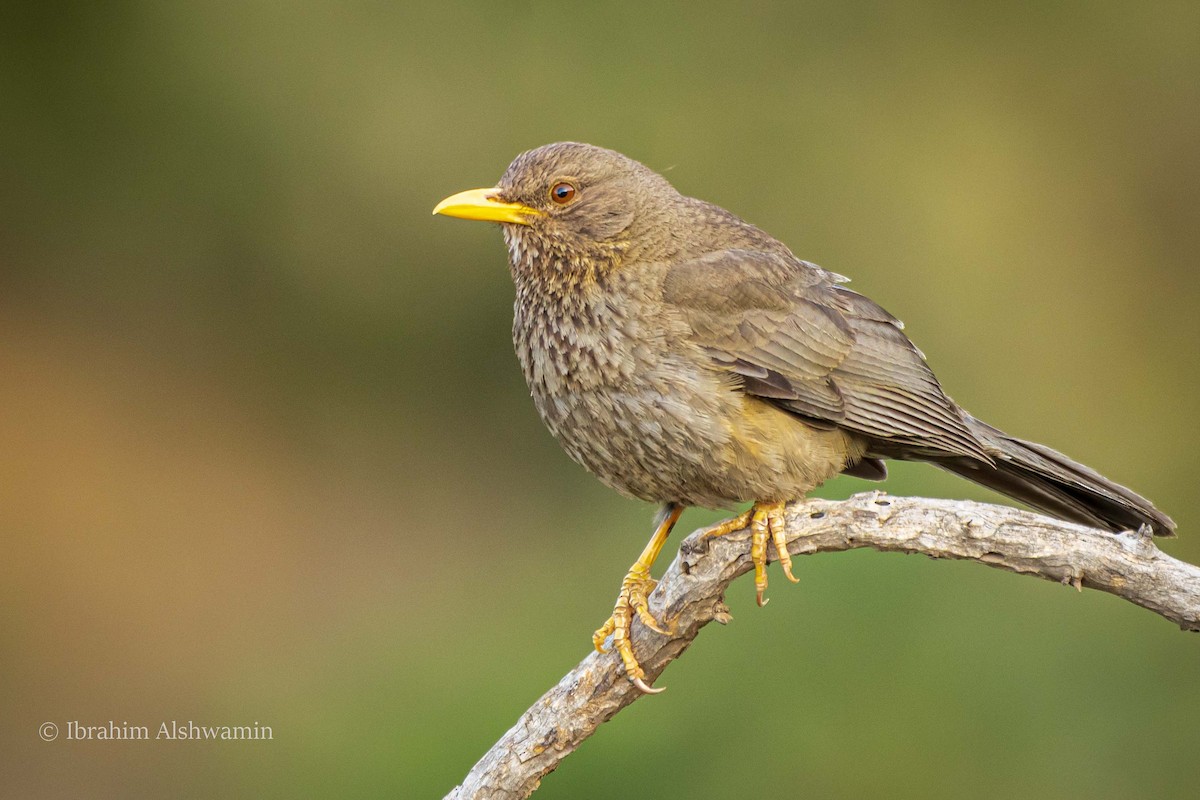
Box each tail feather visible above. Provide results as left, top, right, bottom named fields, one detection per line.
left=935, top=416, right=1176, bottom=537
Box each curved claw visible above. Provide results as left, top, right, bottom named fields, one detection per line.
left=767, top=503, right=800, bottom=584
left=633, top=676, right=665, bottom=694
left=634, top=602, right=670, bottom=635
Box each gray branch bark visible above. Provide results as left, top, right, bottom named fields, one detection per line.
left=444, top=492, right=1198, bottom=800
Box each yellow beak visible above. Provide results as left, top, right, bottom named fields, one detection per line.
left=432, top=187, right=542, bottom=225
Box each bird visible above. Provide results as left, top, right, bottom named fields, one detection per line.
left=433, top=142, right=1175, bottom=693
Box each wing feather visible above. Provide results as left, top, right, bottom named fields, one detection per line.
left=662, top=249, right=991, bottom=463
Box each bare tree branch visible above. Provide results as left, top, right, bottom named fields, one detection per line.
left=444, top=492, right=1198, bottom=800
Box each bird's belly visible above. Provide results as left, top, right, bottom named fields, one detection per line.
left=529, top=361, right=857, bottom=508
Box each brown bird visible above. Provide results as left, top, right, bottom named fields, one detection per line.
left=433, top=142, right=1175, bottom=692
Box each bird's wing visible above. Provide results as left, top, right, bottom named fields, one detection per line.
left=661, top=249, right=992, bottom=462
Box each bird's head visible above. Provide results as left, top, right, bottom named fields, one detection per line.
left=434, top=142, right=680, bottom=276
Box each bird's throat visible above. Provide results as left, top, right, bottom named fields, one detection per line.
left=502, top=225, right=625, bottom=292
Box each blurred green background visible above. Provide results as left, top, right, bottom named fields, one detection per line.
left=3, top=2, right=1198, bottom=798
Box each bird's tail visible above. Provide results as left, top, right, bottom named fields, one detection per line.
left=937, top=416, right=1176, bottom=537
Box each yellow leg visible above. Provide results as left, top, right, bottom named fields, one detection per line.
left=593, top=503, right=684, bottom=694
left=704, top=500, right=796, bottom=607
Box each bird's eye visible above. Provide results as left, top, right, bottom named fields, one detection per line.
left=549, top=182, right=577, bottom=204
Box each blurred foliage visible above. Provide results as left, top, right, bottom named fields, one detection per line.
left=2, top=2, right=1199, bottom=798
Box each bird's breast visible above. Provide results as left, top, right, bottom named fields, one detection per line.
left=511, top=274, right=739, bottom=504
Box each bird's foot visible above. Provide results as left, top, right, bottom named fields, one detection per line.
left=704, top=501, right=797, bottom=606
left=593, top=563, right=670, bottom=694
left=592, top=503, right=683, bottom=694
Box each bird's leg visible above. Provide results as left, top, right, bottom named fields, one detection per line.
left=704, top=500, right=797, bottom=606
left=593, top=502, right=684, bottom=694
